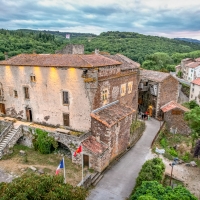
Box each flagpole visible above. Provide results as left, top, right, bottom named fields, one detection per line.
left=63, top=157, right=66, bottom=184
left=82, top=148, right=84, bottom=184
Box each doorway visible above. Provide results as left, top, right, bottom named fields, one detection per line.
left=0, top=103, right=6, bottom=114
left=83, top=154, right=89, bottom=168
left=26, top=107, right=33, bottom=122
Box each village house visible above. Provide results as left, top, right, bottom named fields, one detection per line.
left=189, top=78, right=200, bottom=105
left=175, top=57, right=200, bottom=82
left=0, top=51, right=140, bottom=172
left=161, top=101, right=191, bottom=135
left=138, top=69, right=179, bottom=119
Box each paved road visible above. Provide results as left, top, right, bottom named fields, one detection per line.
left=87, top=118, right=161, bottom=200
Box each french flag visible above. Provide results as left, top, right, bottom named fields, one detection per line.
left=55, top=159, right=64, bottom=175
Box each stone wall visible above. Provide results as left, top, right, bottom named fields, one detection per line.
left=55, top=44, right=84, bottom=54
left=164, top=108, right=191, bottom=135
left=93, top=68, right=139, bottom=110
left=91, top=114, right=133, bottom=162
left=157, top=76, right=179, bottom=117
left=0, top=66, right=91, bottom=132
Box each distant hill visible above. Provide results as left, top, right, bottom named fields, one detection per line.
left=17, top=29, right=96, bottom=38
left=174, top=38, right=200, bottom=44
left=1, top=29, right=200, bottom=64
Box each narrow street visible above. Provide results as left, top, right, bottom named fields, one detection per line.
left=87, top=118, right=161, bottom=200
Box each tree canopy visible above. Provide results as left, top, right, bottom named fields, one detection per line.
left=0, top=173, right=87, bottom=200
left=131, top=181, right=197, bottom=200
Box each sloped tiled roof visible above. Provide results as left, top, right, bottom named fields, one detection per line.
left=0, top=54, right=121, bottom=68
left=104, top=54, right=140, bottom=70
left=186, top=61, right=200, bottom=69
left=82, top=136, right=108, bottom=155
left=192, top=78, right=200, bottom=86
left=161, top=101, right=189, bottom=113
left=140, top=69, right=171, bottom=82
left=195, top=57, right=200, bottom=62
left=91, top=103, right=135, bottom=128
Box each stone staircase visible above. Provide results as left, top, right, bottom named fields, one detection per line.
left=0, top=126, right=22, bottom=159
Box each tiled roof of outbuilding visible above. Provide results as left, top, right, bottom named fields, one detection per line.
left=104, top=54, right=140, bottom=70
left=0, top=54, right=121, bottom=68
left=192, top=78, right=200, bottom=86
left=161, top=101, right=189, bottom=112
left=195, top=57, right=200, bottom=62
left=140, top=69, right=171, bottom=82
left=82, top=136, right=108, bottom=155
left=91, top=103, right=135, bottom=128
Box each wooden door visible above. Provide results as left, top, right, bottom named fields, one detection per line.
left=83, top=154, right=89, bottom=167
left=63, top=113, right=69, bottom=126
left=0, top=103, right=6, bottom=114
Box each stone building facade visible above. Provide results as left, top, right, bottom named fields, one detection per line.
left=189, top=78, right=200, bottom=105
left=55, top=44, right=84, bottom=54
left=0, top=52, right=140, bottom=172
left=161, top=101, right=191, bottom=135
left=139, top=69, right=179, bottom=119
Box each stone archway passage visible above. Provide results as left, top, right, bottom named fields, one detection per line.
left=57, top=142, right=72, bottom=158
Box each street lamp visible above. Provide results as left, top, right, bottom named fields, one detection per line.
left=169, top=157, right=179, bottom=187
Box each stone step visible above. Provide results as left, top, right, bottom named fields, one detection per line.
left=92, top=174, right=104, bottom=186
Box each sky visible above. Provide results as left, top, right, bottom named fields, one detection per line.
left=0, top=0, right=200, bottom=39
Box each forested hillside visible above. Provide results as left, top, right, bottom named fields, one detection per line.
left=1, top=29, right=200, bottom=72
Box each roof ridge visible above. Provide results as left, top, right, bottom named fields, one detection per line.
left=78, top=55, right=93, bottom=67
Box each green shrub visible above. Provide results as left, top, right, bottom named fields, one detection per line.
left=168, top=148, right=178, bottom=157
left=135, top=158, right=165, bottom=189
left=160, top=138, right=168, bottom=148
left=182, top=152, right=190, bottom=162
left=0, top=173, right=88, bottom=200
left=131, top=181, right=197, bottom=200
left=33, top=128, right=58, bottom=154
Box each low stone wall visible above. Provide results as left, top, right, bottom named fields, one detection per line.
left=129, top=121, right=145, bottom=146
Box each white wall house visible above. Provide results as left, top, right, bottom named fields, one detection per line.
left=189, top=78, right=200, bottom=105
left=187, top=63, right=200, bottom=82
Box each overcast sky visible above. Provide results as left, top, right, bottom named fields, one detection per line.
left=1, top=0, right=200, bottom=39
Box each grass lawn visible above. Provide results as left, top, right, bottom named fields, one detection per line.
left=0, top=144, right=83, bottom=186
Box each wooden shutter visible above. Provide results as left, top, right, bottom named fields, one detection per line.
left=63, top=113, right=69, bottom=126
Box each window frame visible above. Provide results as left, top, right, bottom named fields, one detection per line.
left=63, top=91, right=69, bottom=105
left=121, top=83, right=126, bottom=97
left=23, top=87, right=29, bottom=99
left=30, top=75, right=36, bottom=82
left=14, top=90, right=18, bottom=98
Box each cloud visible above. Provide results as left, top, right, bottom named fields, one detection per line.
left=0, top=0, right=200, bottom=39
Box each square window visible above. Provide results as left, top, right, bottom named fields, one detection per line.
left=63, top=113, right=69, bottom=126
left=23, top=87, right=29, bottom=99
left=30, top=75, right=36, bottom=82
left=63, top=91, right=69, bottom=104
left=14, top=90, right=18, bottom=98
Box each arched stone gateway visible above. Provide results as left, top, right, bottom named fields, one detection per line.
left=57, top=142, right=72, bottom=158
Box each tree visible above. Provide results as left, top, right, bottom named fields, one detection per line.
left=131, top=181, right=197, bottom=200
left=184, top=107, right=200, bottom=133
left=0, top=173, right=88, bottom=200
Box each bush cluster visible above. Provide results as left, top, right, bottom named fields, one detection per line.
left=0, top=173, right=87, bottom=200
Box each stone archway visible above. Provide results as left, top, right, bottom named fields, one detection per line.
left=57, top=142, right=72, bottom=159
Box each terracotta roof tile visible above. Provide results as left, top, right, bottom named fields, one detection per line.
left=192, top=78, right=200, bottom=86
left=0, top=54, right=121, bottom=68
left=195, top=57, right=200, bottom=62
left=140, top=69, right=171, bottom=82
left=186, top=61, right=200, bottom=68
left=91, top=103, right=135, bottom=128
left=161, top=101, right=189, bottom=112
left=104, top=54, right=140, bottom=70
left=82, top=136, right=108, bottom=155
